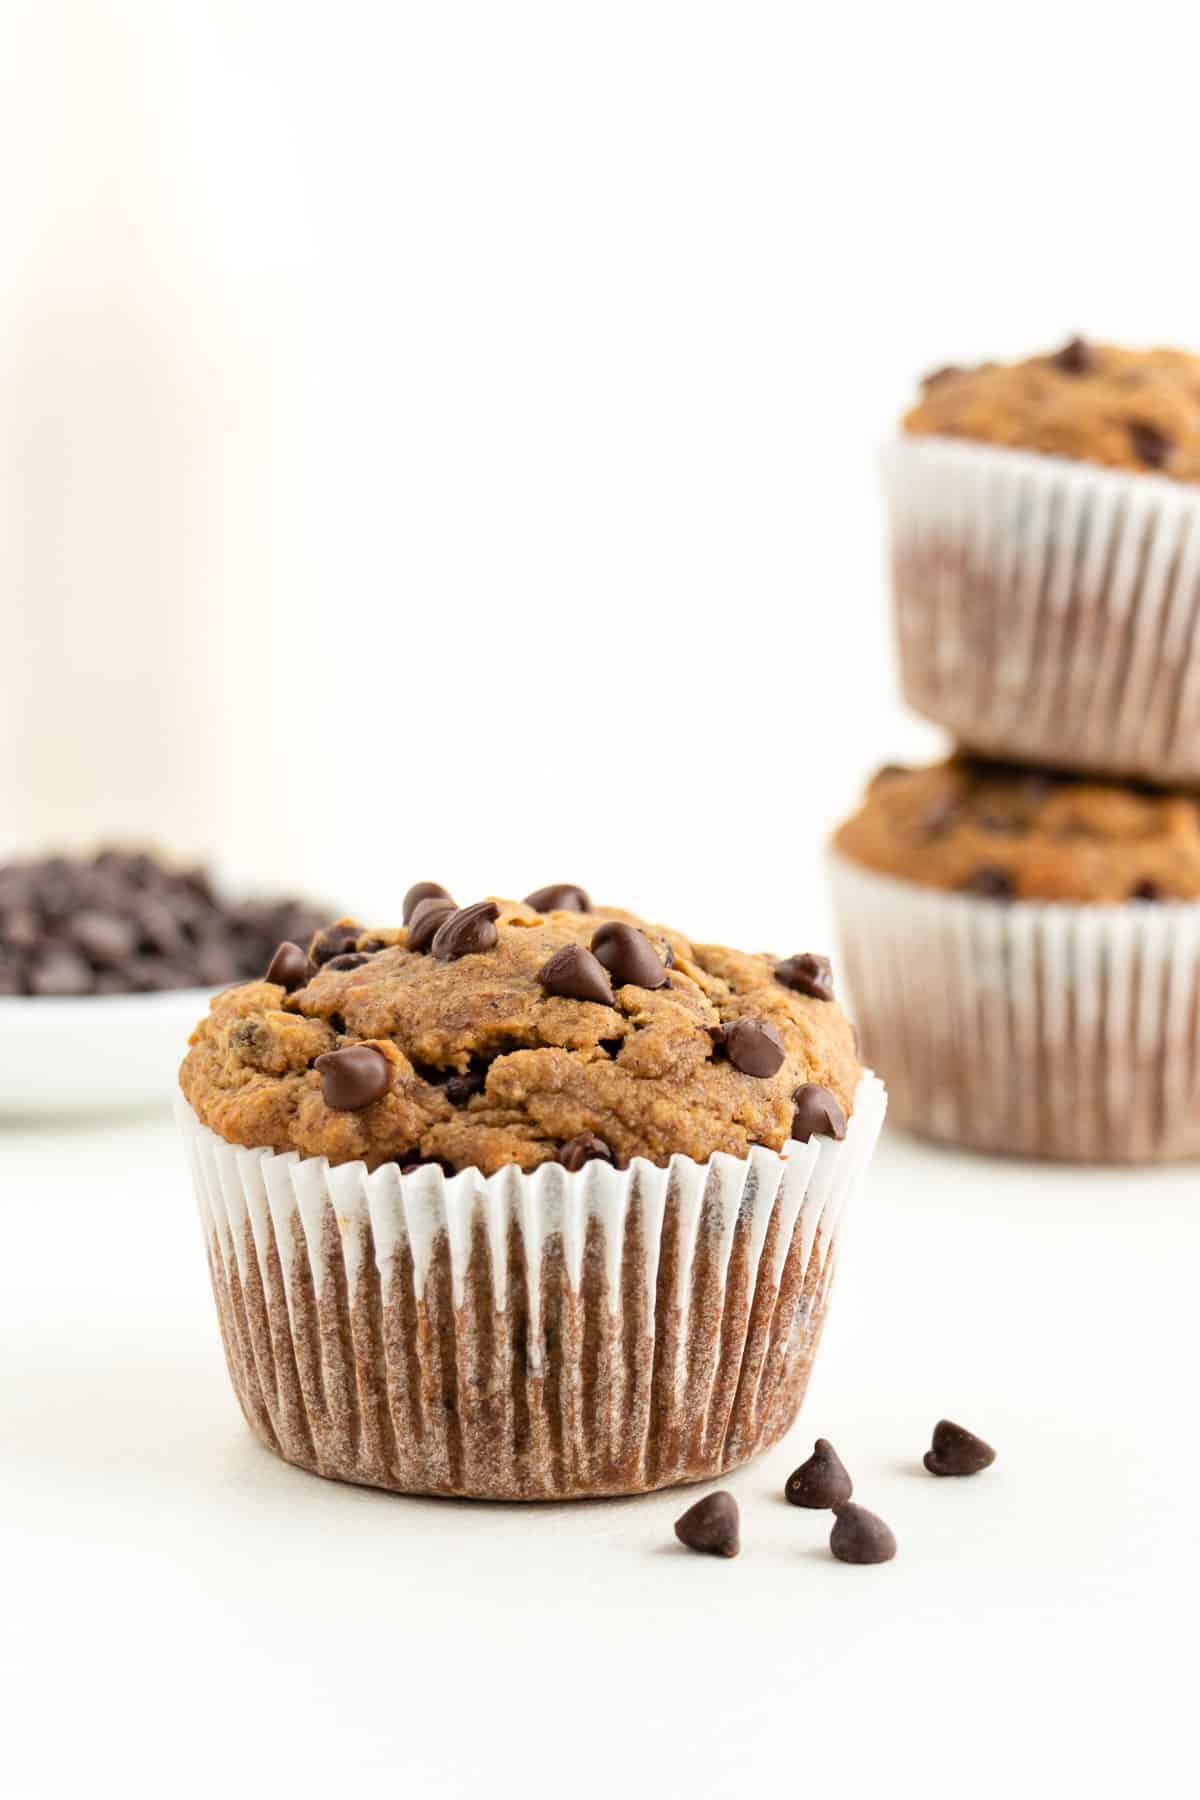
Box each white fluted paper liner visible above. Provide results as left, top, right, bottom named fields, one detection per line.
left=177, top=1076, right=886, bottom=1500
left=830, top=853, right=1200, bottom=1162
left=884, top=434, right=1200, bottom=784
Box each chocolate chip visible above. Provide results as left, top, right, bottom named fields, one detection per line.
left=315, top=1043, right=392, bottom=1110
left=791, top=1084, right=847, bottom=1143
left=558, top=1132, right=614, bottom=1172
left=785, top=1439, right=854, bottom=1509
left=774, top=953, right=834, bottom=1002
left=524, top=883, right=592, bottom=913
left=961, top=866, right=1014, bottom=900
left=71, top=909, right=137, bottom=965
left=445, top=1067, right=486, bottom=1105
left=1129, top=421, right=1172, bottom=470
left=673, top=1491, right=740, bottom=1558
left=431, top=900, right=500, bottom=962
left=311, top=922, right=362, bottom=966
left=829, top=1503, right=896, bottom=1565
left=924, top=1419, right=996, bottom=1477
left=723, top=1017, right=786, bottom=1078
left=265, top=941, right=315, bottom=991
left=537, top=943, right=615, bottom=1006
left=406, top=896, right=457, bottom=953
left=1050, top=336, right=1095, bottom=374
left=29, top=945, right=93, bottom=995
left=328, top=1011, right=347, bottom=1036
left=403, top=882, right=452, bottom=925
left=1132, top=879, right=1164, bottom=902
left=920, top=795, right=963, bottom=838
left=589, top=922, right=669, bottom=990
left=326, top=952, right=369, bottom=971
left=396, top=1153, right=457, bottom=1176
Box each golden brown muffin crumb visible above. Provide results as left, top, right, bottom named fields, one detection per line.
left=834, top=758, right=1200, bottom=902
left=180, top=897, right=860, bottom=1172
left=904, top=340, right=1200, bottom=481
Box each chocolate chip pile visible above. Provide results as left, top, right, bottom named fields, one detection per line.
left=672, top=1419, right=996, bottom=1563
left=0, top=849, right=330, bottom=998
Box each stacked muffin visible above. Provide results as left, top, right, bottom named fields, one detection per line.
left=831, top=340, right=1200, bottom=1161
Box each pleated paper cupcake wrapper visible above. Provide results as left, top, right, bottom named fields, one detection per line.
left=178, top=1076, right=886, bottom=1501
left=884, top=434, right=1200, bottom=785
left=830, top=854, right=1200, bottom=1162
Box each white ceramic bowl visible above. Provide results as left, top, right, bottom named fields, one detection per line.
left=0, top=986, right=216, bottom=1117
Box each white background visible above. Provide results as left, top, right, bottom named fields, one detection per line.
left=3, top=4, right=1200, bottom=1796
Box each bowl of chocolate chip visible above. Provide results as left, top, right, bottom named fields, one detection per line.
left=0, top=849, right=332, bottom=1116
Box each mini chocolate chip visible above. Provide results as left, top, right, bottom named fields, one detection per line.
left=791, top=1084, right=847, bottom=1143
left=1129, top=421, right=1172, bottom=470
left=961, top=866, right=1014, bottom=900
left=432, top=900, right=500, bottom=962
left=673, top=1491, right=740, bottom=1558
left=315, top=1043, right=392, bottom=1110
left=328, top=1011, right=347, bottom=1036
left=774, top=953, right=834, bottom=1002
left=1133, top=879, right=1164, bottom=902
left=403, top=882, right=452, bottom=925
left=312, top=921, right=362, bottom=966
left=71, top=909, right=137, bottom=965
left=407, top=896, right=457, bottom=953
left=396, top=1153, right=457, bottom=1176
left=785, top=1439, right=854, bottom=1510
left=537, top=943, right=615, bottom=1006
left=265, top=941, right=315, bottom=991
left=445, top=1068, right=486, bottom=1105
left=723, top=1017, right=786, bottom=1078
left=1050, top=336, right=1095, bottom=374
left=920, top=795, right=963, bottom=838
left=326, top=952, right=369, bottom=971
left=30, top=945, right=94, bottom=996
left=589, top=922, right=669, bottom=990
left=830, top=1503, right=896, bottom=1565
left=924, top=1419, right=996, bottom=1477
left=558, top=1132, right=614, bottom=1172
left=524, top=883, right=592, bottom=913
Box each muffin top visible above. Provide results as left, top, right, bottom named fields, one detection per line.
left=833, top=759, right=1200, bottom=903
left=180, top=885, right=860, bottom=1174
left=903, top=339, right=1200, bottom=482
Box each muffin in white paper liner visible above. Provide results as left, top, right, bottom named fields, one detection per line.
left=885, top=434, right=1200, bottom=785
left=831, top=854, right=1200, bottom=1162
left=177, top=1074, right=886, bottom=1501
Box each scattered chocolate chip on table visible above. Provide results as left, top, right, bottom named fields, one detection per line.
left=674, top=1492, right=740, bottom=1558
left=785, top=1439, right=854, bottom=1509
left=924, top=1419, right=997, bottom=1477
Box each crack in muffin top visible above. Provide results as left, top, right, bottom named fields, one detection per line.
left=179, top=892, right=860, bottom=1173
left=834, top=758, right=1200, bottom=902
left=903, top=339, right=1200, bottom=481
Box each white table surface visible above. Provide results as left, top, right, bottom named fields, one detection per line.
left=3, top=1108, right=1196, bottom=1799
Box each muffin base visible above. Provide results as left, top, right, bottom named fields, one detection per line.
left=179, top=1078, right=885, bottom=1500
left=885, top=435, right=1200, bottom=785
left=831, top=855, right=1200, bottom=1162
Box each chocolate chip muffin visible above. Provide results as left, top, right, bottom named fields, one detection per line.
left=181, top=889, right=860, bottom=1176
left=886, top=338, right=1200, bottom=785
left=830, top=761, right=1200, bottom=1163
left=178, top=883, right=885, bottom=1501
left=834, top=758, right=1200, bottom=903
left=905, top=341, right=1200, bottom=480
